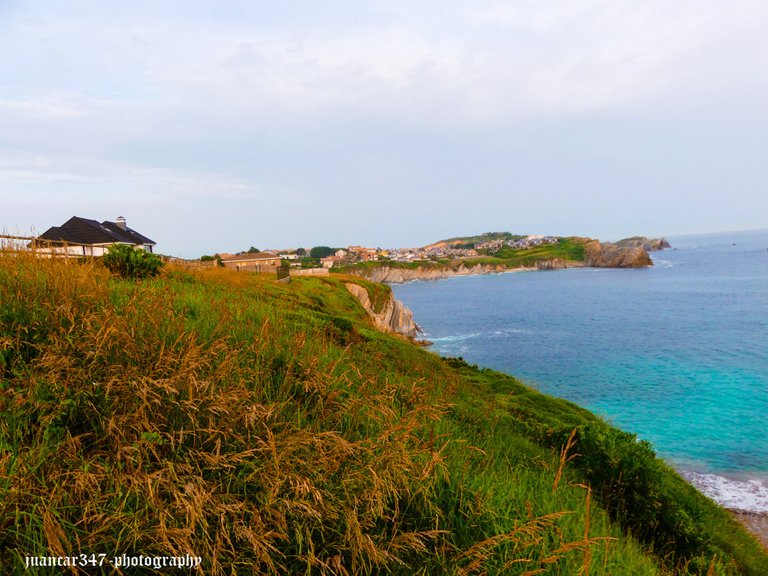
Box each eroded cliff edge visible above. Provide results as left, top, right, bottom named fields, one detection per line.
left=345, top=282, right=421, bottom=339
left=359, top=263, right=508, bottom=284
left=583, top=239, right=653, bottom=268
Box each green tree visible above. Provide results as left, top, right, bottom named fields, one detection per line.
left=310, top=246, right=335, bottom=259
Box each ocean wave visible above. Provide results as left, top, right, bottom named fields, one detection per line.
left=492, top=328, right=527, bottom=336
left=429, top=333, right=481, bottom=343
left=652, top=259, right=674, bottom=268
left=683, top=472, right=768, bottom=513
left=431, top=328, right=528, bottom=342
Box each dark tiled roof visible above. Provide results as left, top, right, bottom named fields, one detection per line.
left=99, top=221, right=155, bottom=245
left=38, top=226, right=84, bottom=244
left=36, top=216, right=156, bottom=246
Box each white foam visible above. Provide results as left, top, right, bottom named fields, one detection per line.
left=492, top=328, right=526, bottom=336
left=683, top=472, right=768, bottom=513
left=430, top=332, right=481, bottom=343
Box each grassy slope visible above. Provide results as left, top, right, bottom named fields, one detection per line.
left=1, top=252, right=766, bottom=575
left=427, top=232, right=524, bottom=247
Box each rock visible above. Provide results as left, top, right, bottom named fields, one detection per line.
left=584, top=240, right=653, bottom=268
left=345, top=283, right=421, bottom=339
left=649, top=237, right=671, bottom=251
left=536, top=259, right=568, bottom=270
left=614, top=236, right=671, bottom=251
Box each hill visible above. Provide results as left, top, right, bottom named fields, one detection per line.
left=424, top=232, right=525, bottom=249
left=1, top=250, right=765, bottom=574
left=338, top=236, right=653, bottom=282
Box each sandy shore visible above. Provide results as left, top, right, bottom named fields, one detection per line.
left=731, top=511, right=768, bottom=550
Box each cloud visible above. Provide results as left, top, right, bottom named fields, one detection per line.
left=2, top=0, right=768, bottom=254
left=7, top=0, right=767, bottom=123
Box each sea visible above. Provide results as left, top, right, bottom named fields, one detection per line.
left=392, top=229, right=768, bottom=515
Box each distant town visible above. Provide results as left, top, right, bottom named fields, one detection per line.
left=210, top=235, right=561, bottom=271
left=6, top=214, right=565, bottom=275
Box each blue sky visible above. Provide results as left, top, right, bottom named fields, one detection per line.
left=2, top=0, right=767, bottom=257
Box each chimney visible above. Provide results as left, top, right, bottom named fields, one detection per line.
left=116, top=216, right=126, bottom=230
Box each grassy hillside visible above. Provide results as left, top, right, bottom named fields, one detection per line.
left=490, top=237, right=586, bottom=264
left=1, top=250, right=766, bottom=574
left=338, top=238, right=587, bottom=275
left=426, top=232, right=525, bottom=248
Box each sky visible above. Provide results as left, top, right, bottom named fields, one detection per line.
left=2, top=1, right=768, bottom=257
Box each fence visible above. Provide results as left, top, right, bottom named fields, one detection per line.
left=291, top=267, right=329, bottom=277
left=1, top=233, right=93, bottom=256
left=1, top=234, right=141, bottom=257
left=277, top=265, right=290, bottom=281
left=1, top=235, right=291, bottom=281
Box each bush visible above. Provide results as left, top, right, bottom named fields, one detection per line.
left=103, top=244, right=163, bottom=279
left=310, top=246, right=335, bottom=259
left=548, top=423, right=709, bottom=564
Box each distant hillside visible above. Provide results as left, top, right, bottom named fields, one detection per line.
left=425, top=231, right=525, bottom=249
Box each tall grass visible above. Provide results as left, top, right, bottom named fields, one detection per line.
left=1, top=248, right=765, bottom=574
left=1, top=253, right=444, bottom=573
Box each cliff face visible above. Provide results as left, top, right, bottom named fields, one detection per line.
left=644, top=238, right=671, bottom=251
left=584, top=240, right=653, bottom=268
left=357, top=263, right=508, bottom=284
left=614, top=236, right=671, bottom=251
left=535, top=258, right=577, bottom=270
left=345, top=283, right=421, bottom=339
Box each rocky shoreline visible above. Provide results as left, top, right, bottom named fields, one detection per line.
left=353, top=262, right=511, bottom=284
left=731, top=511, right=768, bottom=550
left=345, top=241, right=768, bottom=554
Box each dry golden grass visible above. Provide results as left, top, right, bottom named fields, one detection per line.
left=4, top=248, right=760, bottom=575
left=0, top=251, right=456, bottom=574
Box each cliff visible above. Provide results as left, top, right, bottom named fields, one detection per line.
left=614, top=236, right=671, bottom=251
left=583, top=240, right=653, bottom=268
left=345, top=282, right=421, bottom=339
left=535, top=258, right=577, bottom=270
left=353, top=262, right=509, bottom=284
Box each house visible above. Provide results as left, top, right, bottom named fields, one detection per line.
left=320, top=255, right=347, bottom=268
left=347, top=246, right=378, bottom=261
left=221, top=252, right=282, bottom=272
left=31, top=216, right=156, bottom=256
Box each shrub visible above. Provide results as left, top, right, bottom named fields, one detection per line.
left=548, top=423, right=709, bottom=563
left=102, top=244, right=163, bottom=279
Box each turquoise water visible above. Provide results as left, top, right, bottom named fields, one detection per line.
left=392, top=230, right=768, bottom=512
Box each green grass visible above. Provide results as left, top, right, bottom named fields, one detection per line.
left=491, top=237, right=587, bottom=264
left=1, top=249, right=766, bottom=575
left=430, top=232, right=525, bottom=246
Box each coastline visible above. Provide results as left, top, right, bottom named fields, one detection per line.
left=387, top=262, right=768, bottom=551
left=350, top=260, right=584, bottom=284
left=684, top=470, right=768, bottom=549
left=732, top=512, right=768, bottom=549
